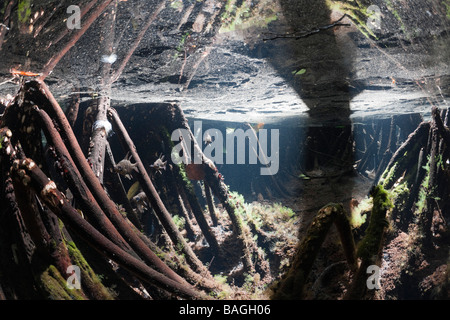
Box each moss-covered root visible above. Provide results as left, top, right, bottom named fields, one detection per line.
left=66, top=240, right=115, bottom=300
left=35, top=240, right=115, bottom=300
left=271, top=203, right=356, bottom=300
left=38, top=265, right=86, bottom=300
left=356, top=185, right=392, bottom=261
left=345, top=185, right=392, bottom=300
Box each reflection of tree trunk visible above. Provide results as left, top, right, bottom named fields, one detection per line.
left=46, top=0, right=98, bottom=49
left=0, top=1, right=14, bottom=51
left=38, top=0, right=115, bottom=81
left=275, top=0, right=356, bottom=240
left=109, top=0, right=166, bottom=84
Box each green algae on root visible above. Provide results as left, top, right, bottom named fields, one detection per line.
left=271, top=203, right=356, bottom=299
left=39, top=264, right=85, bottom=300
left=356, top=185, right=393, bottom=261
left=66, top=241, right=115, bottom=300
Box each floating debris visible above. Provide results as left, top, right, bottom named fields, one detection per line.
left=101, top=53, right=117, bottom=64
left=126, top=181, right=141, bottom=200
left=10, top=68, right=41, bottom=77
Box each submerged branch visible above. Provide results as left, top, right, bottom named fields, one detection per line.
left=263, top=15, right=350, bottom=41
left=0, top=0, right=14, bottom=51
